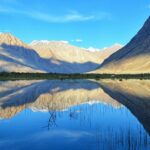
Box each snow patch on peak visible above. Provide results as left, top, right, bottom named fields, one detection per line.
left=30, top=40, right=69, bottom=46
left=85, top=43, right=123, bottom=52
left=87, top=47, right=100, bottom=52
left=30, top=40, right=50, bottom=46
left=60, top=40, right=69, bottom=44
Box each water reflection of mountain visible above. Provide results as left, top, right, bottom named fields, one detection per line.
left=1, top=79, right=150, bottom=150
left=0, top=80, right=120, bottom=119
left=0, top=79, right=150, bottom=135
left=99, top=80, right=150, bottom=135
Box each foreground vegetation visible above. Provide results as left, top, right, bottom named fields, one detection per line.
left=0, top=72, right=150, bottom=81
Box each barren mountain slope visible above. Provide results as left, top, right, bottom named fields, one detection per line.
left=95, top=17, right=150, bottom=74
left=30, top=41, right=122, bottom=64
left=0, top=33, right=50, bottom=73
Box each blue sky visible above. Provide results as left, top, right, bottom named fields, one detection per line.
left=0, top=0, right=150, bottom=48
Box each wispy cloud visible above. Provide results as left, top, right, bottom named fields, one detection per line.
left=0, top=2, right=110, bottom=23
left=71, top=39, right=83, bottom=42
left=28, top=11, right=95, bottom=23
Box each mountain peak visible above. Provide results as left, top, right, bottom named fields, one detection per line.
left=143, top=16, right=150, bottom=28
left=0, top=33, right=25, bottom=46
left=137, top=16, right=150, bottom=35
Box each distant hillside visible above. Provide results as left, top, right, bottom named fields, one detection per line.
left=30, top=40, right=122, bottom=65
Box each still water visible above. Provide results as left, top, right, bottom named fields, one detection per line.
left=0, top=79, right=150, bottom=150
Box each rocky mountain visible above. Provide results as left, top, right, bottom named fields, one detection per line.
left=92, top=43, right=123, bottom=63
left=0, top=33, right=122, bottom=73
left=0, top=33, right=51, bottom=73
left=30, top=40, right=122, bottom=68
left=30, top=40, right=100, bottom=63
left=95, top=16, right=150, bottom=74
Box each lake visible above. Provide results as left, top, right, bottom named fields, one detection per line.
left=0, top=79, right=150, bottom=150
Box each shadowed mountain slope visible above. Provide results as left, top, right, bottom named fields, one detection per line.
left=0, top=33, right=122, bottom=73
left=1, top=79, right=150, bottom=135
left=0, top=34, right=100, bottom=73
left=30, top=41, right=122, bottom=65
left=0, top=80, right=120, bottom=119
left=95, top=16, right=150, bottom=74
left=99, top=80, right=150, bottom=134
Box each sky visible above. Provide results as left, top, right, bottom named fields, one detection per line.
left=0, top=0, right=150, bottom=48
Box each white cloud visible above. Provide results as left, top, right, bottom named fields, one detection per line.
left=26, top=11, right=95, bottom=23
left=75, top=39, right=83, bottom=42
left=0, top=2, right=111, bottom=23
left=71, top=39, right=83, bottom=42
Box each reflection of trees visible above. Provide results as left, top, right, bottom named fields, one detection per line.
left=43, top=100, right=57, bottom=130
left=46, top=94, right=58, bottom=130
left=40, top=100, right=150, bottom=149
left=43, top=110, right=57, bottom=130
left=48, top=110, right=57, bottom=130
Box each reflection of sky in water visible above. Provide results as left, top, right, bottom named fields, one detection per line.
left=0, top=103, right=150, bottom=150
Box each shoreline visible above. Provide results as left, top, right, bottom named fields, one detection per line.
left=0, top=72, right=150, bottom=81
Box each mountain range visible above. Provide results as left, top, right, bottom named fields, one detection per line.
left=0, top=16, right=150, bottom=74
left=1, top=79, right=150, bottom=135
left=0, top=33, right=122, bottom=73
